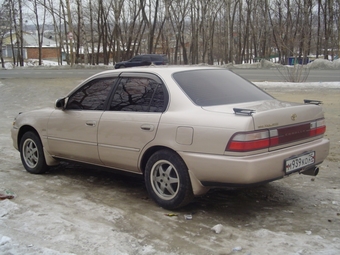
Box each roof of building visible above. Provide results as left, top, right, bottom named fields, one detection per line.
left=3, top=32, right=57, bottom=47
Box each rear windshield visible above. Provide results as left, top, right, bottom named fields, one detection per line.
left=172, top=69, right=273, bottom=106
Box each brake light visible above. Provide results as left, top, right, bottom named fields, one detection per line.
left=226, top=118, right=326, bottom=152
left=227, top=130, right=273, bottom=152
left=310, top=119, right=326, bottom=136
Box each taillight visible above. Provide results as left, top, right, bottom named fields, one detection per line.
left=227, top=130, right=272, bottom=152
left=226, top=118, right=326, bottom=152
left=310, top=119, right=326, bottom=136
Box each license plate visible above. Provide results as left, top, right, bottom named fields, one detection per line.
left=285, top=151, right=315, bottom=173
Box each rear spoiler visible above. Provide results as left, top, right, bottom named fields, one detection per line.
left=304, top=99, right=322, bottom=105
left=233, top=108, right=256, bottom=116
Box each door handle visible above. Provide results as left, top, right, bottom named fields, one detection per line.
left=86, top=121, right=96, bottom=127
left=140, top=124, right=154, bottom=131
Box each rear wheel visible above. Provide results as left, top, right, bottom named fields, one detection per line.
left=144, top=150, right=193, bottom=209
left=20, top=131, right=48, bottom=174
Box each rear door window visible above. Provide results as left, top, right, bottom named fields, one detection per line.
left=109, top=77, right=167, bottom=112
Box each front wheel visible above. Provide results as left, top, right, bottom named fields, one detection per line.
left=144, top=150, right=193, bottom=209
left=20, top=131, right=48, bottom=174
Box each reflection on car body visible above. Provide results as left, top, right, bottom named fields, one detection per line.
left=11, top=66, right=330, bottom=209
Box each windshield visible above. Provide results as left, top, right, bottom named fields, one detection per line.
left=172, top=69, right=273, bottom=106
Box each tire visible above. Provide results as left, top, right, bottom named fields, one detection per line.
left=144, top=150, right=194, bottom=209
left=19, top=131, right=48, bottom=174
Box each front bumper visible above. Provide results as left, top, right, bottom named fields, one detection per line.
left=11, top=126, right=19, bottom=151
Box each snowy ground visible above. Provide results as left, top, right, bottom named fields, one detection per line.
left=0, top=65, right=339, bottom=254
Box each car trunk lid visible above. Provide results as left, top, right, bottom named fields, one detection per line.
left=202, top=99, right=326, bottom=151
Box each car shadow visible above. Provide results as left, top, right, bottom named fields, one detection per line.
left=45, top=161, right=148, bottom=198
left=45, top=161, right=302, bottom=219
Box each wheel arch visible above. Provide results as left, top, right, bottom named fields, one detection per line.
left=139, top=146, right=209, bottom=197
left=140, top=146, right=178, bottom=174
left=17, top=125, right=59, bottom=166
left=17, top=125, right=39, bottom=150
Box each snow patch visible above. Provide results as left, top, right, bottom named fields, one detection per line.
left=0, top=236, right=11, bottom=246
left=0, top=199, right=19, bottom=218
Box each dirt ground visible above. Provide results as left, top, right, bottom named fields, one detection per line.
left=0, top=77, right=339, bottom=255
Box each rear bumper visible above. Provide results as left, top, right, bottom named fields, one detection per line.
left=179, top=138, right=329, bottom=190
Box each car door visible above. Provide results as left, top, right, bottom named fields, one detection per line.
left=98, top=73, right=168, bottom=172
left=47, top=77, right=117, bottom=164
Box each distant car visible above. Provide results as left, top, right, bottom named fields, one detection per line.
left=11, top=66, right=329, bottom=209
left=114, top=54, right=168, bottom=69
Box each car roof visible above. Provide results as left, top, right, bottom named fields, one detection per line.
left=131, top=54, right=166, bottom=58
left=67, top=66, right=241, bottom=107
left=75, top=66, right=231, bottom=94
left=137, top=54, right=166, bottom=56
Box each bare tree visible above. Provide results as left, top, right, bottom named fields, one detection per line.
left=6, top=0, right=338, bottom=67
left=75, top=0, right=88, bottom=64
left=337, top=0, right=340, bottom=59
left=324, top=0, right=334, bottom=59
left=0, top=1, right=11, bottom=67
left=169, top=0, right=189, bottom=64
left=6, top=0, right=24, bottom=66
left=17, top=0, right=24, bottom=66
left=118, top=0, right=142, bottom=60
left=44, top=0, right=63, bottom=65
left=26, top=0, right=47, bottom=66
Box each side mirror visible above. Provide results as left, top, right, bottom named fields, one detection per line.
left=55, top=98, right=66, bottom=109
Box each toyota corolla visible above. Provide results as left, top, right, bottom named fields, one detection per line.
left=11, top=66, right=330, bottom=209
